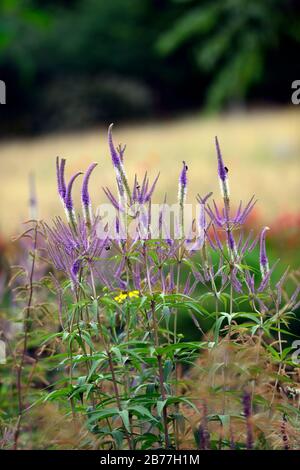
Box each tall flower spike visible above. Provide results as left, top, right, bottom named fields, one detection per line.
left=259, top=226, right=270, bottom=278
left=108, top=124, right=131, bottom=204
left=179, top=161, right=188, bottom=194
left=215, top=136, right=229, bottom=202
left=82, top=162, right=97, bottom=227
left=108, top=123, right=121, bottom=168
left=178, top=161, right=188, bottom=238
left=56, top=156, right=66, bottom=203
left=64, top=171, right=83, bottom=231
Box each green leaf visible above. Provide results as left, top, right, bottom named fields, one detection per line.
left=80, top=331, right=95, bottom=351
left=87, top=407, right=120, bottom=424
left=119, top=409, right=131, bottom=433
left=111, top=346, right=123, bottom=363
left=87, top=357, right=105, bottom=381
left=214, top=315, right=227, bottom=342
left=167, top=396, right=199, bottom=414
left=128, top=405, right=157, bottom=422
left=157, top=400, right=167, bottom=418
left=44, top=387, right=71, bottom=402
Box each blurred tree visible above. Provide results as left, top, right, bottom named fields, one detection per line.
left=0, top=0, right=52, bottom=79
left=158, top=0, right=300, bottom=109
left=0, top=0, right=299, bottom=134
left=0, top=0, right=192, bottom=133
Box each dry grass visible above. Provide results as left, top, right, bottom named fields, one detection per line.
left=0, top=107, right=299, bottom=236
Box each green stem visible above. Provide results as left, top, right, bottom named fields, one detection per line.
left=151, top=299, right=170, bottom=448
left=90, top=268, right=133, bottom=450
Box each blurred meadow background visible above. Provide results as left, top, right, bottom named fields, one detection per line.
left=0, top=0, right=298, bottom=254
left=0, top=0, right=299, bottom=264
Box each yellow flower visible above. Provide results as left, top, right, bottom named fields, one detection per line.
left=128, top=290, right=139, bottom=299
left=114, top=293, right=128, bottom=303
left=114, top=290, right=139, bottom=303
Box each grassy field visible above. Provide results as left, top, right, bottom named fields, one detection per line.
left=0, top=107, right=299, bottom=236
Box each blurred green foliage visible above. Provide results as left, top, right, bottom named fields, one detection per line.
left=0, top=0, right=299, bottom=134
left=158, top=0, right=300, bottom=109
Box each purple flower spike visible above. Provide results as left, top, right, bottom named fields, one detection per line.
left=108, top=123, right=121, bottom=169
left=215, top=137, right=229, bottom=200
left=178, top=161, right=188, bottom=238
left=65, top=172, right=83, bottom=211
left=82, top=163, right=97, bottom=208
left=215, top=136, right=227, bottom=182
left=180, top=160, right=188, bottom=187
left=56, top=157, right=67, bottom=201
left=178, top=161, right=188, bottom=204
left=259, top=226, right=270, bottom=277
left=108, top=123, right=131, bottom=204
left=82, top=162, right=97, bottom=227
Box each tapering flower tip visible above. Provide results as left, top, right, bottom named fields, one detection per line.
left=215, top=136, right=229, bottom=199
left=108, top=123, right=121, bottom=168
left=82, top=162, right=97, bottom=208
left=259, top=226, right=270, bottom=277
left=215, top=136, right=227, bottom=181
left=65, top=171, right=83, bottom=211
left=56, top=157, right=67, bottom=201
left=178, top=161, right=188, bottom=204
left=108, top=123, right=131, bottom=203
left=82, top=163, right=97, bottom=227
left=180, top=160, right=188, bottom=188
